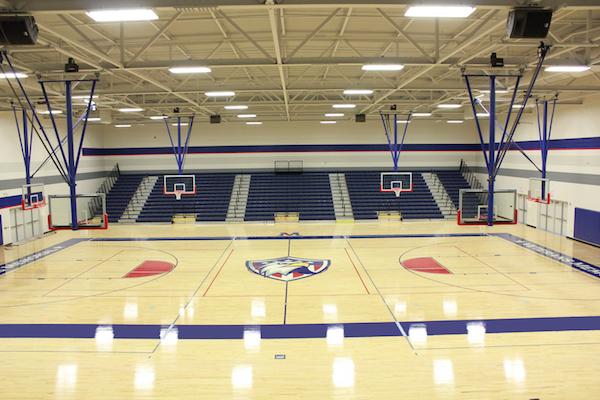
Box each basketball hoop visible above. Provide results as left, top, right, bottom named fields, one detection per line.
left=175, top=190, right=183, bottom=200
left=393, top=187, right=402, bottom=197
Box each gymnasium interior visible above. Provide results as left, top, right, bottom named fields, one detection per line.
left=1, top=1, right=600, bottom=398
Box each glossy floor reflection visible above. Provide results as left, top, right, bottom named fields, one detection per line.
left=1, top=220, right=600, bottom=399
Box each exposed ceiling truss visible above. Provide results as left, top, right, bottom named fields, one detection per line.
left=0, top=1, right=598, bottom=124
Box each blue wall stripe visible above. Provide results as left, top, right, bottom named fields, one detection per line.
left=1, top=317, right=600, bottom=340
left=83, top=137, right=600, bottom=156
left=0, top=194, right=22, bottom=209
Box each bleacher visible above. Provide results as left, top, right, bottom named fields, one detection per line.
left=244, top=172, right=335, bottom=221
left=344, top=171, right=443, bottom=220
left=434, top=170, right=484, bottom=217
left=136, top=173, right=236, bottom=223
left=105, top=174, right=145, bottom=223
left=103, top=169, right=480, bottom=224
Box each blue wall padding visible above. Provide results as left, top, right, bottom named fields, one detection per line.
left=574, top=207, right=600, bottom=246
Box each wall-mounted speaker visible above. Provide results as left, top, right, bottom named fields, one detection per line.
left=355, top=113, right=366, bottom=122
left=0, top=16, right=38, bottom=45
left=210, top=115, right=221, bottom=124
left=507, top=8, right=552, bottom=39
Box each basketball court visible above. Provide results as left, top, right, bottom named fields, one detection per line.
left=1, top=220, right=600, bottom=398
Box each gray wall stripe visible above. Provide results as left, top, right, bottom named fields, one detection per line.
left=472, top=167, right=600, bottom=186
left=0, top=171, right=108, bottom=191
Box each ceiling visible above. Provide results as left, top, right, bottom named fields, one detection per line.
left=1, top=0, right=600, bottom=125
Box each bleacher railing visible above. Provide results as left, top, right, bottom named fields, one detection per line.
left=332, top=173, right=351, bottom=217
left=121, top=174, right=152, bottom=220
left=428, top=171, right=457, bottom=215
left=96, top=164, right=120, bottom=196
left=459, top=160, right=487, bottom=204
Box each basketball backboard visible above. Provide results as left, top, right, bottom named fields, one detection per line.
left=380, top=172, right=413, bottom=193
left=164, top=175, right=196, bottom=200
left=22, top=183, right=46, bottom=210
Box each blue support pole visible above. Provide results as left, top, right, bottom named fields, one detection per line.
left=487, top=76, right=496, bottom=226
left=23, top=110, right=30, bottom=185
left=464, top=76, right=489, bottom=170
left=536, top=97, right=556, bottom=199
left=380, top=113, right=410, bottom=173
left=164, top=116, right=195, bottom=175
left=477, top=99, right=541, bottom=172
left=492, top=43, right=550, bottom=181
left=181, top=117, right=194, bottom=173
left=541, top=101, right=547, bottom=184
left=177, top=116, right=182, bottom=175
left=65, top=81, right=78, bottom=230
left=393, top=114, right=398, bottom=172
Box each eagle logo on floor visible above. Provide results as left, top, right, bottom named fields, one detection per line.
left=246, top=257, right=330, bottom=282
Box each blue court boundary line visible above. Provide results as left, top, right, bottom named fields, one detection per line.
left=2, top=316, right=600, bottom=340
left=0, top=238, right=89, bottom=276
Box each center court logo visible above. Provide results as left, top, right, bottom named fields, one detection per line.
left=246, top=256, right=330, bottom=282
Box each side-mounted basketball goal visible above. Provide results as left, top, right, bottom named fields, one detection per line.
left=48, top=193, right=107, bottom=230
left=22, top=183, right=46, bottom=210
left=458, top=189, right=517, bottom=225
left=527, top=177, right=550, bottom=204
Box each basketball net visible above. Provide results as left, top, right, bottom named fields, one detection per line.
left=175, top=190, right=183, bottom=200
left=393, top=187, right=402, bottom=197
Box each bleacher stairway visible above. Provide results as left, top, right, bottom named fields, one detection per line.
left=226, top=174, right=251, bottom=222
left=118, top=176, right=159, bottom=223
left=422, top=172, right=457, bottom=219
left=105, top=174, right=145, bottom=224
left=329, top=173, right=353, bottom=221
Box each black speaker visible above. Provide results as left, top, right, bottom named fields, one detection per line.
left=210, top=115, right=221, bottom=124
left=355, top=114, right=366, bottom=122
left=507, top=8, right=552, bottom=39
left=0, top=16, right=38, bottom=45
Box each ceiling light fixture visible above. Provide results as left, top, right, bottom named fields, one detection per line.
left=115, top=124, right=131, bottom=127
left=545, top=66, right=590, bottom=72
left=412, top=113, right=432, bottom=117
left=205, top=91, right=235, bottom=97
left=332, top=104, right=356, bottom=109
left=325, top=113, right=344, bottom=117
left=343, top=89, right=374, bottom=95
left=246, top=121, right=262, bottom=125
left=447, top=120, right=464, bottom=124
left=86, top=118, right=101, bottom=121
left=0, top=72, right=27, bottom=78
left=224, top=105, right=248, bottom=110
left=172, top=123, right=188, bottom=126
left=437, top=104, right=462, bottom=109
left=479, top=90, right=509, bottom=94
left=149, top=116, right=167, bottom=120
left=396, top=120, right=411, bottom=124
left=38, top=110, right=63, bottom=114
left=169, top=67, right=211, bottom=74
left=86, top=9, right=159, bottom=22
left=320, top=121, right=337, bottom=124
left=119, top=108, right=143, bottom=112
left=237, top=114, right=256, bottom=118
left=361, top=64, right=404, bottom=71
left=405, top=6, right=476, bottom=18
